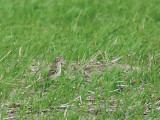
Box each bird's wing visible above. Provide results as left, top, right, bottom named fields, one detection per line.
left=47, top=67, right=58, bottom=79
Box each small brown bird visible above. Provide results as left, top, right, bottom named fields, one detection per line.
left=47, top=56, right=65, bottom=79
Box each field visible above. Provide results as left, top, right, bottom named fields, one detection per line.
left=0, top=0, right=160, bottom=119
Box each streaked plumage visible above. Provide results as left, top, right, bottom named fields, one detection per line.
left=47, top=56, right=65, bottom=79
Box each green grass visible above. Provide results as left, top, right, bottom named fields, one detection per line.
left=0, top=0, right=160, bottom=119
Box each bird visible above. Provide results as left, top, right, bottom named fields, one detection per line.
left=47, top=56, right=65, bottom=79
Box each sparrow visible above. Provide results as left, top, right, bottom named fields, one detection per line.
left=47, top=56, right=65, bottom=79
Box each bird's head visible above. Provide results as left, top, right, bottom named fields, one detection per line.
left=54, top=56, right=65, bottom=65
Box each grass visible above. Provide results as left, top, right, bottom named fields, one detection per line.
left=0, top=0, right=160, bottom=119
